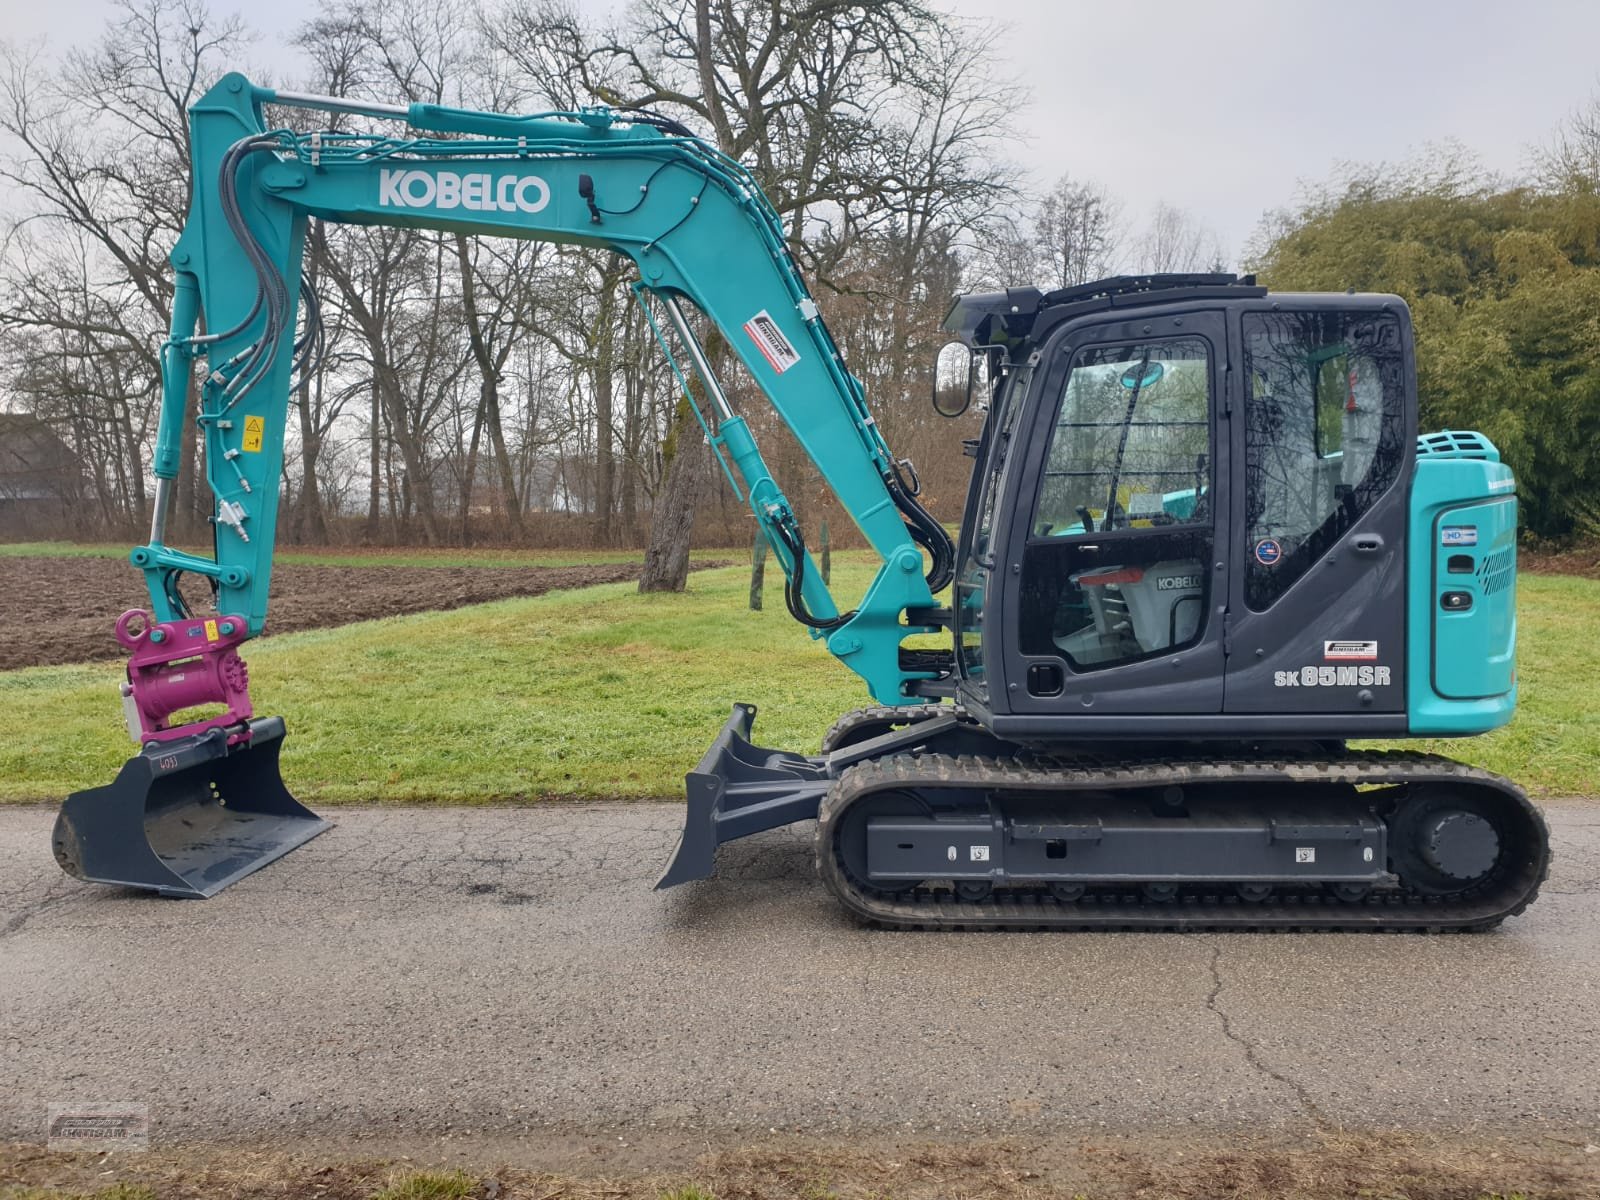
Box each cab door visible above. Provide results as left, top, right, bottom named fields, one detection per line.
left=1222, top=304, right=1414, bottom=713
left=1001, top=310, right=1229, bottom=716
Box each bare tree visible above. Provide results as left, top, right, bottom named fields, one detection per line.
left=1034, top=173, right=1120, bottom=289
left=285, top=230, right=362, bottom=542
left=452, top=236, right=545, bottom=540
left=493, top=0, right=1010, bottom=587
left=1136, top=201, right=1228, bottom=274
left=1535, top=89, right=1600, bottom=190
left=0, top=0, right=250, bottom=536
left=852, top=18, right=1020, bottom=398
left=291, top=0, right=486, bottom=544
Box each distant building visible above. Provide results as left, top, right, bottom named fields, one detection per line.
left=0, top=413, right=81, bottom=537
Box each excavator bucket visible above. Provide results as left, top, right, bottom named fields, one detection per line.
left=52, top=717, right=328, bottom=899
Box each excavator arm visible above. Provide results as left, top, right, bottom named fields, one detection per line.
left=138, top=73, right=950, bottom=717
left=52, top=74, right=954, bottom=898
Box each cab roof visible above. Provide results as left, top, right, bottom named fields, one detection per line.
left=942, top=273, right=1267, bottom=350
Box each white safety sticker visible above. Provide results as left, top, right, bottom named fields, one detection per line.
left=970, top=845, right=990, bottom=862
left=743, top=310, right=802, bottom=374
left=1295, top=847, right=1316, bottom=864
left=1324, top=640, right=1378, bottom=661
left=1441, top=526, right=1479, bottom=547
left=1128, top=492, right=1164, bottom=516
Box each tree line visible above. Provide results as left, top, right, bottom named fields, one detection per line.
left=6, top=0, right=1592, bottom=574
left=0, top=0, right=1240, bottom=577
left=1248, top=129, right=1600, bottom=542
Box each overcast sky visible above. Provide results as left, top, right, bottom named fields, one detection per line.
left=8, top=0, right=1600, bottom=267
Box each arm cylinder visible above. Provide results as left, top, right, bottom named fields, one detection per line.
left=660, top=296, right=736, bottom=423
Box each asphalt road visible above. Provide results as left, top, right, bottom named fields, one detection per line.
left=2, top=800, right=1598, bottom=1149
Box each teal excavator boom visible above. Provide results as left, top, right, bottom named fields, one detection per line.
left=51, top=73, right=952, bottom=897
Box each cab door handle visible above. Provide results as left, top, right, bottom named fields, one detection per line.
left=1353, top=534, right=1384, bottom=555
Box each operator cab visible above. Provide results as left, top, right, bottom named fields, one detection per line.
left=939, top=274, right=1415, bottom=740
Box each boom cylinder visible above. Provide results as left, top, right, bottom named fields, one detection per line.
left=152, top=273, right=200, bottom=483
left=661, top=295, right=737, bottom=423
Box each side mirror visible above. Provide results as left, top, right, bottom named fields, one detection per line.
left=934, top=341, right=977, bottom=417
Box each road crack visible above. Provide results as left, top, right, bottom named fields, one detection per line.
left=0, top=880, right=75, bottom=940
left=1205, top=940, right=1330, bottom=1130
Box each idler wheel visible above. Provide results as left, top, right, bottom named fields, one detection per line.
left=834, top=788, right=927, bottom=898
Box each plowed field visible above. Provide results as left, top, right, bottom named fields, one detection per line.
left=0, top=554, right=726, bottom=670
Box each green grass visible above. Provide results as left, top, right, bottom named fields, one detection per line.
left=0, top=564, right=873, bottom=803
left=0, top=540, right=693, bottom=569
left=0, top=541, right=126, bottom=558
left=0, top=565, right=1595, bottom=803
left=368, top=1171, right=478, bottom=1200
left=1373, top=573, right=1600, bottom=795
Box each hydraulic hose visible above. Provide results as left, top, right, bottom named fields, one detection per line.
left=772, top=518, right=855, bottom=632
left=214, top=134, right=300, bottom=411
left=886, top=470, right=956, bottom=595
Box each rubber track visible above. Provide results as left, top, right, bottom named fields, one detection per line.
left=820, top=704, right=959, bottom=754
left=814, top=751, right=1551, bottom=933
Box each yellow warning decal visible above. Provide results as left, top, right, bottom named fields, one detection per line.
left=243, top=415, right=265, bottom=453
left=204, top=619, right=220, bottom=642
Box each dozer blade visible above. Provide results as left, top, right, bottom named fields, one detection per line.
left=52, top=716, right=328, bottom=898
left=656, top=703, right=830, bottom=889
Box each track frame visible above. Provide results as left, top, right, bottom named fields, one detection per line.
left=815, top=750, right=1550, bottom=933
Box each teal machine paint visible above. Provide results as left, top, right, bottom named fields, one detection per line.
left=52, top=79, right=1548, bottom=930
left=1408, top=431, right=1519, bottom=734
left=137, top=73, right=945, bottom=704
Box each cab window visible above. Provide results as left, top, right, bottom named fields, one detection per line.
left=1033, top=337, right=1210, bottom=538
left=1242, top=311, right=1405, bottom=610
left=1019, top=335, right=1214, bottom=672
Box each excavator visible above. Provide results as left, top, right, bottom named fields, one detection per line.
left=53, top=73, right=1549, bottom=930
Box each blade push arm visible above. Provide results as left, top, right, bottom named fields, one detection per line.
left=133, top=73, right=950, bottom=734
